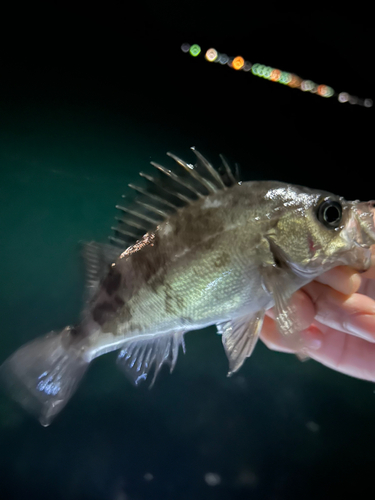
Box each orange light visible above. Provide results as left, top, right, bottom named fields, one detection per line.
left=270, top=69, right=281, bottom=82
left=317, top=85, right=327, bottom=96
left=232, top=56, right=245, bottom=70
left=288, top=74, right=302, bottom=88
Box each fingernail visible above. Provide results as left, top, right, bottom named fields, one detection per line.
left=300, top=330, right=322, bottom=350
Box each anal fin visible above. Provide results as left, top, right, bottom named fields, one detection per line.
left=217, top=311, right=265, bottom=376
left=117, top=331, right=186, bottom=386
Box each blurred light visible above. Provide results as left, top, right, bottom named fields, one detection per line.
left=181, top=43, right=190, bottom=53
left=288, top=74, right=302, bottom=88
left=205, top=48, right=218, bottom=62
left=262, top=66, right=272, bottom=79
left=301, top=80, right=314, bottom=92
left=338, top=92, right=349, bottom=103
left=204, top=473, right=221, bottom=486
left=316, top=84, right=334, bottom=98
left=189, top=44, right=201, bottom=57
left=317, top=85, right=327, bottom=96
left=279, top=72, right=291, bottom=84
left=182, top=43, right=371, bottom=108
left=232, top=56, right=245, bottom=70
left=270, top=69, right=281, bottom=82
left=144, top=473, right=154, bottom=481
left=251, top=63, right=260, bottom=75
left=219, top=53, right=229, bottom=65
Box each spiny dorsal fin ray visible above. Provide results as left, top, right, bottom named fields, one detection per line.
left=135, top=200, right=169, bottom=218
left=111, top=225, right=139, bottom=240
left=167, top=152, right=218, bottom=194
left=111, top=150, right=240, bottom=247
left=191, top=147, right=226, bottom=190
left=117, top=331, right=186, bottom=386
left=219, top=154, right=238, bottom=186
left=151, top=161, right=204, bottom=198
left=127, top=185, right=178, bottom=209
left=139, top=171, right=193, bottom=205
left=115, top=205, right=161, bottom=225
left=114, top=217, right=149, bottom=232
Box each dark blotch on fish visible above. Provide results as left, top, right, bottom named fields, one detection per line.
left=92, top=302, right=116, bottom=325
left=131, top=234, right=168, bottom=290
left=93, top=295, right=127, bottom=327
left=103, top=267, right=122, bottom=296
left=113, top=295, right=125, bottom=308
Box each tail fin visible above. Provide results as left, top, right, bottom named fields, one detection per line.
left=0, top=327, right=89, bottom=426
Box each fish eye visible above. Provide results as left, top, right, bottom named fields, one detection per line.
left=317, top=199, right=342, bottom=229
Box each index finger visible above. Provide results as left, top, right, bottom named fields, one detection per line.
left=303, top=281, right=375, bottom=343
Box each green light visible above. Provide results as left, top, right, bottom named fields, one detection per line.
left=263, top=66, right=272, bottom=79
left=189, top=44, right=201, bottom=57
left=325, top=86, right=334, bottom=97
left=279, top=72, right=291, bottom=84
left=251, top=63, right=260, bottom=75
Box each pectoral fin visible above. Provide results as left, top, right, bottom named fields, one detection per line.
left=262, top=265, right=306, bottom=351
left=217, top=311, right=265, bottom=376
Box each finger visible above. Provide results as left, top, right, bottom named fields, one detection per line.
left=263, top=289, right=317, bottom=352
left=357, top=277, right=375, bottom=300
left=265, top=289, right=316, bottom=329
left=302, top=281, right=375, bottom=342
left=315, top=266, right=361, bottom=295
left=301, top=321, right=375, bottom=382
left=361, top=246, right=375, bottom=280
left=261, top=316, right=323, bottom=354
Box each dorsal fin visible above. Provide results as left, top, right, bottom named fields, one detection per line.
left=82, top=242, right=122, bottom=300
left=110, top=149, right=241, bottom=248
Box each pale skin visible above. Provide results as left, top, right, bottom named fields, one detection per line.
left=261, top=248, right=375, bottom=382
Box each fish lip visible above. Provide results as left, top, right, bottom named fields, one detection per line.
left=353, top=240, right=370, bottom=250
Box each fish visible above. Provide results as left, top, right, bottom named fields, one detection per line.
left=1, top=147, right=375, bottom=426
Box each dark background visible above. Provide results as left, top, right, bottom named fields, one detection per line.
left=0, top=4, right=374, bottom=500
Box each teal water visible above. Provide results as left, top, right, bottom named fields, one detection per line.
left=1, top=78, right=375, bottom=499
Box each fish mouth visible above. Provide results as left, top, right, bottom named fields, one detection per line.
left=344, top=202, right=375, bottom=272
left=350, top=201, right=375, bottom=247
left=353, top=240, right=370, bottom=250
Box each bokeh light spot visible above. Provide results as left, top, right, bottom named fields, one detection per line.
left=181, top=43, right=190, bottom=53
left=205, top=48, right=218, bottom=62
left=232, top=56, right=245, bottom=70
left=189, top=44, right=201, bottom=57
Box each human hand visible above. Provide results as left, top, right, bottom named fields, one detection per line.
left=261, top=250, right=375, bottom=382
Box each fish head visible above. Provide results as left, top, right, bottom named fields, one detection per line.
left=265, top=185, right=375, bottom=279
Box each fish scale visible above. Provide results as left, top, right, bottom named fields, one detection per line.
left=1, top=149, right=375, bottom=426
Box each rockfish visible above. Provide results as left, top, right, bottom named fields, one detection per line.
left=2, top=148, right=375, bottom=426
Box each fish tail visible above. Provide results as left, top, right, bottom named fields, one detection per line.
left=0, top=326, right=89, bottom=426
